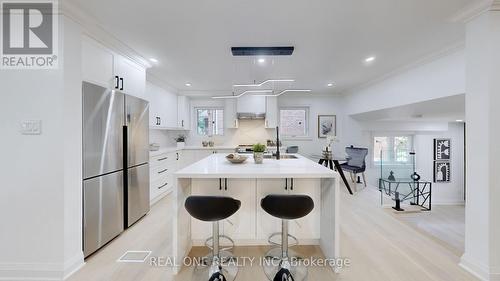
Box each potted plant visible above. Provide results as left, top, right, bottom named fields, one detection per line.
left=253, top=143, right=266, bottom=164
left=175, top=135, right=186, bottom=149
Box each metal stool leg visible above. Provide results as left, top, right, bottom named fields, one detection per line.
left=193, top=221, right=238, bottom=281
left=263, top=220, right=308, bottom=281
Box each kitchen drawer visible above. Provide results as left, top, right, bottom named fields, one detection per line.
left=150, top=174, right=173, bottom=199
left=150, top=162, right=176, bottom=179
left=150, top=152, right=177, bottom=167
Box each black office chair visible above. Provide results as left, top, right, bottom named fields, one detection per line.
left=261, top=194, right=314, bottom=281
left=185, top=196, right=241, bottom=281
left=340, top=146, right=369, bottom=188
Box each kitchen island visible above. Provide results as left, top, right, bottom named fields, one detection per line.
left=173, top=153, right=340, bottom=273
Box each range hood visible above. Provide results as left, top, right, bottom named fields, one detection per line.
left=237, top=112, right=266, bottom=120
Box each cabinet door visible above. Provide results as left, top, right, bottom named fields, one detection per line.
left=224, top=99, right=238, bottom=129
left=177, top=96, right=190, bottom=129
left=114, top=55, right=146, bottom=99
left=289, top=179, right=321, bottom=240
left=82, top=37, right=114, bottom=88
left=191, top=179, right=223, bottom=240
left=256, top=179, right=288, bottom=239
left=265, top=96, right=278, bottom=128
left=223, top=179, right=256, bottom=240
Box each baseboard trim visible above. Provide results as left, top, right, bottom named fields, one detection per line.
left=0, top=252, right=84, bottom=281
left=63, top=252, right=85, bottom=280
left=460, top=254, right=489, bottom=281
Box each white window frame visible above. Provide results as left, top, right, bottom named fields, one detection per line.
left=372, top=133, right=414, bottom=167
left=279, top=106, right=310, bottom=140
left=195, top=107, right=224, bottom=136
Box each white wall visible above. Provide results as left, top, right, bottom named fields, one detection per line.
left=0, top=16, right=84, bottom=280
left=344, top=49, right=466, bottom=115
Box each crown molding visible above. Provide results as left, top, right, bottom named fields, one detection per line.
left=449, top=0, right=496, bottom=23
left=340, top=42, right=464, bottom=97
left=60, top=1, right=151, bottom=69
left=146, top=72, right=179, bottom=94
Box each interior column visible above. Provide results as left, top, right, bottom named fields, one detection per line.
left=462, top=2, right=500, bottom=280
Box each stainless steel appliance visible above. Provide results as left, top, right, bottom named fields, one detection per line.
left=82, top=82, right=150, bottom=257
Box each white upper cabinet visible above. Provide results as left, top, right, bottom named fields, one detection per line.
left=82, top=38, right=114, bottom=88
left=177, top=96, right=191, bottom=130
left=236, top=95, right=266, bottom=113
left=265, top=96, right=278, bottom=128
left=146, top=82, right=178, bottom=128
left=82, top=36, right=146, bottom=99
left=224, top=99, right=238, bottom=129
left=113, top=55, right=146, bottom=99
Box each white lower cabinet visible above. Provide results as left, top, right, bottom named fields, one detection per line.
left=149, top=151, right=182, bottom=204
left=190, top=177, right=320, bottom=245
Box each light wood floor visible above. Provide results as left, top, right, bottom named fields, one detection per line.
left=69, top=186, right=477, bottom=281
left=390, top=204, right=465, bottom=256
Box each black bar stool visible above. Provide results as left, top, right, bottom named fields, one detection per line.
left=261, top=194, right=314, bottom=281
left=185, top=196, right=241, bottom=281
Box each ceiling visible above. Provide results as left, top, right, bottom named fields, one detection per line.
left=350, top=94, right=465, bottom=122
left=68, top=0, right=480, bottom=96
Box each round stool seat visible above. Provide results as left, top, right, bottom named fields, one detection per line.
left=185, top=196, right=241, bottom=222
left=261, top=194, right=314, bottom=220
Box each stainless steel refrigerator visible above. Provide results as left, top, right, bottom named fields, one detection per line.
left=82, top=82, right=150, bottom=257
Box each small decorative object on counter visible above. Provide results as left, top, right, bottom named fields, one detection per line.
left=202, top=141, right=209, bottom=147
left=253, top=143, right=266, bottom=164
left=208, top=141, right=214, bottom=147
left=174, top=135, right=186, bottom=149
left=225, top=153, right=248, bottom=164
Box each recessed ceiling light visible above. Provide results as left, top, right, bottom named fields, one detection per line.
left=258, top=58, right=266, bottom=64
left=149, top=58, right=158, bottom=63
left=327, top=83, right=335, bottom=87
left=185, top=83, right=192, bottom=87
left=365, top=56, right=376, bottom=63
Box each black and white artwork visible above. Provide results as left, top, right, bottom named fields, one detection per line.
left=434, top=161, right=451, bottom=182
left=318, top=115, right=336, bottom=138
left=434, top=139, right=451, bottom=160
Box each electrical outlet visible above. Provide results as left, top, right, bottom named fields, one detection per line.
left=20, top=120, right=42, bottom=135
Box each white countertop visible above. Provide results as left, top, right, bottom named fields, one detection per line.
left=149, top=146, right=236, bottom=157
left=175, top=153, right=337, bottom=179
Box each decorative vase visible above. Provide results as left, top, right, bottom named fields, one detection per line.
left=177, top=142, right=185, bottom=149
left=254, top=152, right=264, bottom=164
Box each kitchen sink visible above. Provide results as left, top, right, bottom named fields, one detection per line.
left=263, top=155, right=298, bottom=159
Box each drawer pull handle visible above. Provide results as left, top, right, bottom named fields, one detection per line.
left=158, top=168, right=168, bottom=174
left=157, top=157, right=168, bottom=161
left=158, top=182, right=168, bottom=189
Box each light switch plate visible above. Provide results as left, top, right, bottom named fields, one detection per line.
left=20, top=120, right=42, bottom=135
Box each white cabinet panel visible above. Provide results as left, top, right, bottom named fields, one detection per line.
left=177, top=96, right=190, bottom=129
left=289, top=179, right=321, bottom=240
left=81, top=37, right=114, bottom=88
left=223, top=179, right=256, bottom=240
left=191, top=179, right=221, bottom=240
left=224, top=99, right=238, bottom=129
left=265, top=96, right=278, bottom=129
left=114, top=55, right=146, bottom=99
left=147, top=82, right=178, bottom=128
left=256, top=179, right=288, bottom=239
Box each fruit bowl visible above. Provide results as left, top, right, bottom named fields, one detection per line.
left=225, top=154, right=248, bottom=164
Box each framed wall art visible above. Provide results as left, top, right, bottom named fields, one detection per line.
left=318, top=115, right=336, bottom=138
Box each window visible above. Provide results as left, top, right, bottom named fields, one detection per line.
left=196, top=108, right=224, bottom=136
left=373, top=135, right=413, bottom=165
left=279, top=107, right=309, bottom=137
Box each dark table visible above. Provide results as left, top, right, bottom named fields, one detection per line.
left=379, top=178, right=432, bottom=211
left=317, top=157, right=353, bottom=195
